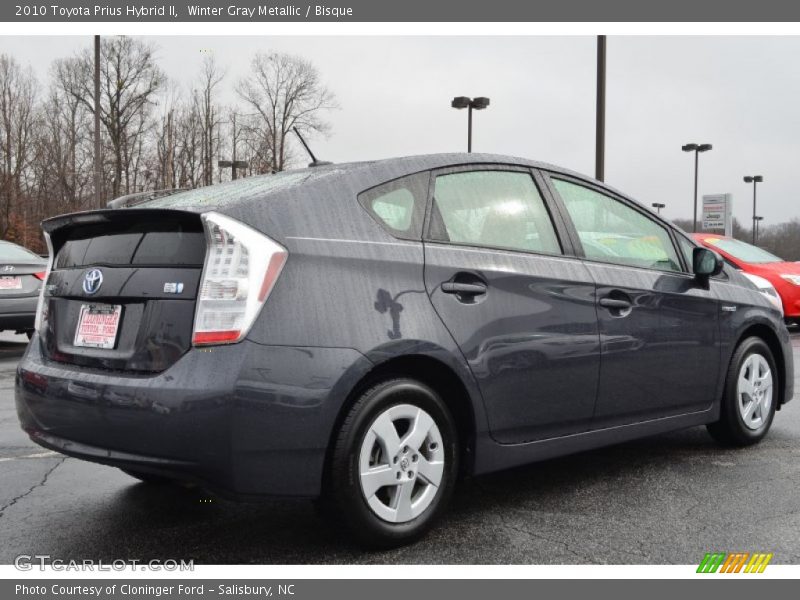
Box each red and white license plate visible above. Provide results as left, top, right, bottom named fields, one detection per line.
left=0, top=276, right=21, bottom=289
left=74, top=304, right=122, bottom=349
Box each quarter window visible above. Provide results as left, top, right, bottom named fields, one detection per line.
left=552, top=178, right=682, bottom=273
left=430, top=170, right=561, bottom=255
left=358, top=172, right=429, bottom=240
left=371, top=188, right=415, bottom=231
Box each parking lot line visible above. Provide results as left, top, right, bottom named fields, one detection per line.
left=0, top=451, right=59, bottom=462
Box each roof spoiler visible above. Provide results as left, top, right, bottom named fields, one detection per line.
left=106, top=188, right=188, bottom=209
left=42, top=208, right=201, bottom=236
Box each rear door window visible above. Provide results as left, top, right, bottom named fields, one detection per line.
left=429, top=170, right=562, bottom=255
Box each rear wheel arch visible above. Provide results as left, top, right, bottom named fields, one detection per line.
left=734, top=324, right=786, bottom=407
left=324, top=354, right=478, bottom=482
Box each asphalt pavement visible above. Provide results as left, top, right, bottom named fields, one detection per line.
left=1, top=330, right=799, bottom=565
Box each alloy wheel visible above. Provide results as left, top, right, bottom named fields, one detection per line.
left=358, top=403, right=445, bottom=523
left=737, top=353, right=773, bottom=431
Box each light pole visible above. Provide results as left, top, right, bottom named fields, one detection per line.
left=596, top=35, right=606, bottom=182
left=744, top=175, right=764, bottom=244
left=682, top=143, right=712, bottom=233
left=93, top=35, right=102, bottom=208
left=754, top=215, right=765, bottom=244
left=217, top=111, right=259, bottom=180
left=451, top=96, right=490, bottom=152
left=651, top=202, right=665, bottom=215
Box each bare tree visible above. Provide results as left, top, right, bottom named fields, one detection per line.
left=236, top=51, right=336, bottom=173
left=55, top=36, right=165, bottom=202
left=194, top=55, right=225, bottom=186
left=151, top=86, right=179, bottom=190
left=35, top=87, right=94, bottom=214
left=174, top=102, right=206, bottom=188
left=0, top=44, right=340, bottom=252
left=0, top=54, right=39, bottom=239
left=148, top=58, right=224, bottom=190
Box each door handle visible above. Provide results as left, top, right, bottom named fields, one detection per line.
left=441, top=282, right=487, bottom=296
left=599, top=297, right=632, bottom=310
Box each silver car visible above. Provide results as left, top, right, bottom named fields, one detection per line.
left=0, top=240, right=47, bottom=337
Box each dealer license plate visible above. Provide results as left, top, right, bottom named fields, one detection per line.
left=74, top=304, right=122, bottom=349
left=0, top=276, right=22, bottom=289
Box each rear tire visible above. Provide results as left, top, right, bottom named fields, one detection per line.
left=324, top=378, right=458, bottom=549
left=707, top=337, right=777, bottom=446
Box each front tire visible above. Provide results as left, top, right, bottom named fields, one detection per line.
left=707, top=337, right=777, bottom=446
left=325, top=378, right=458, bottom=548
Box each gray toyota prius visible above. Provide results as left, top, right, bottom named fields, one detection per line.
left=16, top=154, right=793, bottom=547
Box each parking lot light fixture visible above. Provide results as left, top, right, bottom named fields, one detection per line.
left=451, top=96, right=491, bottom=153
left=682, top=142, right=713, bottom=233
left=218, top=159, right=249, bottom=180
left=744, top=175, right=764, bottom=244
left=651, top=202, right=665, bottom=215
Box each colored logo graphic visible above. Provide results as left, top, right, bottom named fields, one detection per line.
left=697, top=552, right=773, bottom=573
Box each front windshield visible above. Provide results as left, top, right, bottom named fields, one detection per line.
left=709, top=237, right=783, bottom=264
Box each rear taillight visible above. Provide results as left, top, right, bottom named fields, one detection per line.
left=33, top=272, right=46, bottom=280
left=34, top=233, right=54, bottom=332
left=192, top=212, right=287, bottom=346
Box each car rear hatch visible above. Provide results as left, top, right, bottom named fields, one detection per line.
left=38, top=209, right=205, bottom=373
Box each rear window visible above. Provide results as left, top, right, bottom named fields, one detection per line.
left=0, top=241, right=42, bottom=262
left=704, top=237, right=783, bottom=264
left=55, top=225, right=205, bottom=269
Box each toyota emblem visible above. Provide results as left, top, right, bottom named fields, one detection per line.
left=82, top=269, right=103, bottom=295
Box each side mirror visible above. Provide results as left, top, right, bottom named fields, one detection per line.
left=693, top=247, right=723, bottom=279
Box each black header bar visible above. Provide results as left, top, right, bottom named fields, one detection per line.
left=4, top=0, right=800, bottom=22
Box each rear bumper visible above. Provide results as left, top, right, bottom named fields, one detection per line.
left=15, top=335, right=373, bottom=498
left=0, top=295, right=38, bottom=330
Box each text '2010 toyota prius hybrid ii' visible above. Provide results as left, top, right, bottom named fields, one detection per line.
left=15, top=154, right=793, bottom=547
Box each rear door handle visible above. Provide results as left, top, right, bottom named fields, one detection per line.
left=599, top=298, right=632, bottom=310
left=441, top=282, right=487, bottom=296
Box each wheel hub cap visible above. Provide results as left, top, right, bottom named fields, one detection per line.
left=737, top=353, right=773, bottom=431
left=358, top=403, right=445, bottom=524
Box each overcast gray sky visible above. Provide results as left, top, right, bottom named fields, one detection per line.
left=1, top=35, right=797, bottom=226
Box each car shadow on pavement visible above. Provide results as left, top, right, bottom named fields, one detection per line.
left=0, top=339, right=28, bottom=359
left=44, top=422, right=787, bottom=564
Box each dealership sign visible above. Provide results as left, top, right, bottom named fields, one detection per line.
left=702, top=193, right=733, bottom=236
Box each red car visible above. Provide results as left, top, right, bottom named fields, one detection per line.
left=694, top=233, right=800, bottom=321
